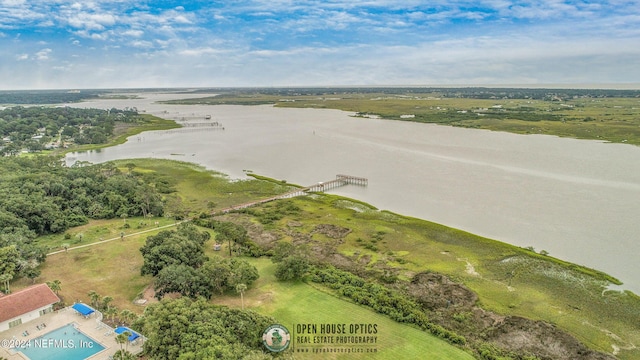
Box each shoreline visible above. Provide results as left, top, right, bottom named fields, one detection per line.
left=60, top=94, right=640, bottom=294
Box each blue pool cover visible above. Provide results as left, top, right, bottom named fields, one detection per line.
left=114, top=326, right=140, bottom=341
left=71, top=303, right=95, bottom=316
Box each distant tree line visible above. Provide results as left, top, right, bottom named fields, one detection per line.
left=0, top=90, right=104, bottom=104
left=183, top=87, right=640, bottom=100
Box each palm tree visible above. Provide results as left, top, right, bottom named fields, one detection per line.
left=119, top=309, right=137, bottom=326
left=236, top=283, right=247, bottom=310
left=101, top=295, right=113, bottom=310
left=104, top=306, right=118, bottom=324
left=88, top=290, right=100, bottom=308
left=112, top=349, right=135, bottom=360
left=47, top=280, right=62, bottom=296
left=115, top=331, right=131, bottom=352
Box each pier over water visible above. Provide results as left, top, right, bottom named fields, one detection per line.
left=215, top=174, right=368, bottom=214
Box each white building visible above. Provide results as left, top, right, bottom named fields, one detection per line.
left=0, top=284, right=60, bottom=332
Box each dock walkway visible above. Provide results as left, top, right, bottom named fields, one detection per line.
left=215, top=174, right=367, bottom=214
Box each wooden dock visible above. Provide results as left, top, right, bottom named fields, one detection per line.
left=163, top=122, right=224, bottom=134
left=214, top=174, right=368, bottom=214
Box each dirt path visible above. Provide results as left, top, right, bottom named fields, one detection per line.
left=46, top=221, right=185, bottom=256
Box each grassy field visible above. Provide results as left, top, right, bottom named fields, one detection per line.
left=10, top=159, right=640, bottom=359
left=14, top=238, right=475, bottom=359
left=276, top=194, right=640, bottom=359
left=164, top=92, right=640, bottom=146
left=15, top=224, right=158, bottom=312
left=221, top=258, right=475, bottom=360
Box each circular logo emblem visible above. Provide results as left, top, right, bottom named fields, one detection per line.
left=262, top=324, right=291, bottom=352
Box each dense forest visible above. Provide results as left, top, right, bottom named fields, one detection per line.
left=0, top=106, right=140, bottom=155
left=0, top=156, right=166, bottom=290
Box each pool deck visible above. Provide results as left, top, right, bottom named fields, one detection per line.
left=0, top=307, right=143, bottom=360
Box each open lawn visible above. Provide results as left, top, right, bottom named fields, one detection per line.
left=35, top=217, right=179, bottom=253
left=215, top=258, right=475, bottom=360
left=14, top=226, right=160, bottom=312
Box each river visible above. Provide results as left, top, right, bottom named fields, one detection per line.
left=66, top=92, right=640, bottom=294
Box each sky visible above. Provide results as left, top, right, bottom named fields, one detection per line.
left=1, top=0, right=640, bottom=89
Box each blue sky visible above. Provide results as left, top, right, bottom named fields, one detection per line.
left=1, top=0, right=639, bottom=89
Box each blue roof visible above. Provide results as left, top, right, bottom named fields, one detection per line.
left=114, top=326, right=140, bottom=341
left=71, top=303, right=95, bottom=316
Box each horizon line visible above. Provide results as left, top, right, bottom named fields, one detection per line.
left=2, top=83, right=640, bottom=92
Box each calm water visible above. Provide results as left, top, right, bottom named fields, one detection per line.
left=67, top=92, right=640, bottom=293
left=17, top=323, right=105, bottom=360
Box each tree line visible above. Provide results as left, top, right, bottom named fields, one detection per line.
left=0, top=90, right=103, bottom=104
left=0, top=106, right=138, bottom=155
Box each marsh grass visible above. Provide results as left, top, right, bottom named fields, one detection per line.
left=167, top=92, right=640, bottom=145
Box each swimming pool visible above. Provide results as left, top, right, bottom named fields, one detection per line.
left=16, top=323, right=105, bottom=360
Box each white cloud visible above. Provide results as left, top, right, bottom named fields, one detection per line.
left=179, top=47, right=230, bottom=56
left=1, top=1, right=640, bottom=88
left=130, top=40, right=153, bottom=48
left=35, top=48, right=51, bottom=60
left=122, top=29, right=144, bottom=37
left=1, top=0, right=26, bottom=6
left=66, top=12, right=117, bottom=30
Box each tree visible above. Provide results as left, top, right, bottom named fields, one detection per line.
left=140, top=225, right=209, bottom=276
left=227, top=258, right=259, bottom=288
left=88, top=290, right=100, bottom=308
left=102, top=296, right=113, bottom=310
left=137, top=298, right=277, bottom=360
left=0, top=245, right=19, bottom=280
left=25, top=267, right=41, bottom=283
left=154, top=264, right=207, bottom=300
left=198, top=256, right=232, bottom=295
left=236, top=283, right=247, bottom=310
left=115, top=331, right=128, bottom=351
left=47, top=280, right=62, bottom=296
left=272, top=242, right=295, bottom=262
left=275, top=255, right=309, bottom=281
left=104, top=306, right=118, bottom=323
left=116, top=331, right=132, bottom=353
left=213, top=221, right=248, bottom=257
left=0, top=273, right=12, bottom=294
left=119, top=309, right=137, bottom=326
left=113, top=349, right=136, bottom=360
